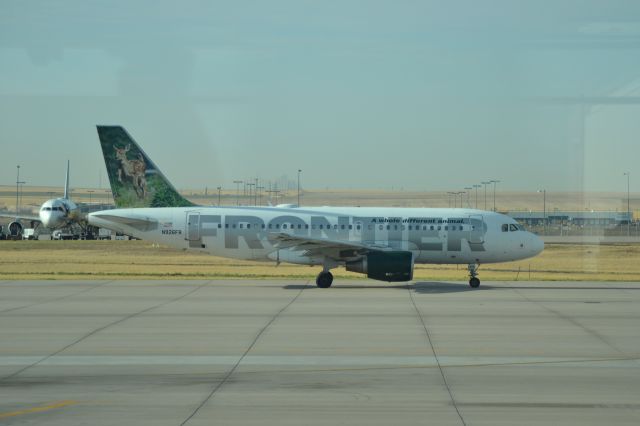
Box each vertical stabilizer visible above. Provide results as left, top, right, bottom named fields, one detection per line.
left=63, top=160, right=70, bottom=200
left=96, top=125, right=195, bottom=208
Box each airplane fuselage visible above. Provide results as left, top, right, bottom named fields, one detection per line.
left=89, top=206, right=543, bottom=266
left=39, top=198, right=78, bottom=229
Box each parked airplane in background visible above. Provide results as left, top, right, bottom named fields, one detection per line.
left=8, top=161, right=81, bottom=235
left=91, top=125, right=544, bottom=288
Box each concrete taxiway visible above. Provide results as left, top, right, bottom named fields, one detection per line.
left=0, top=279, right=639, bottom=425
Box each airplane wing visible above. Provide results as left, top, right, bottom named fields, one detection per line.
left=10, top=214, right=41, bottom=223
left=268, top=232, right=394, bottom=260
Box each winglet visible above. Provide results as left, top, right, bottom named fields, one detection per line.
left=96, top=126, right=195, bottom=208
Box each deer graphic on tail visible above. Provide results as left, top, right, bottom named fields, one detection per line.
left=114, top=144, right=148, bottom=199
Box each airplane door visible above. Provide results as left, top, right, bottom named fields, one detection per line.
left=354, top=221, right=363, bottom=240
left=186, top=212, right=200, bottom=241
left=468, top=214, right=484, bottom=244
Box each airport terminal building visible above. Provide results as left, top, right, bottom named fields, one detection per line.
left=507, top=210, right=633, bottom=228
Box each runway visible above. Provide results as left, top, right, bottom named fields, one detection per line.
left=0, top=280, right=639, bottom=425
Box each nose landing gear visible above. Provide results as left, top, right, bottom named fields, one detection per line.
left=468, top=264, right=480, bottom=288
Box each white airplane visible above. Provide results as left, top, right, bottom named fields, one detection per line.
left=90, top=125, right=544, bottom=288
left=8, top=161, right=81, bottom=235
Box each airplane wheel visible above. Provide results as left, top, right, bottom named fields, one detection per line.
left=316, top=271, right=333, bottom=288
left=469, top=277, right=480, bottom=288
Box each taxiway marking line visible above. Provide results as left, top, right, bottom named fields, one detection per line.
left=0, top=400, right=78, bottom=419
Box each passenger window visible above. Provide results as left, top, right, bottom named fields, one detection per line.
left=379, top=225, right=383, bottom=230
left=239, top=224, right=244, bottom=229
left=305, top=224, right=309, bottom=229
left=368, top=225, right=372, bottom=230
left=444, top=226, right=448, bottom=231
left=268, top=224, right=272, bottom=229
left=283, top=224, right=287, bottom=229
left=430, top=226, right=434, bottom=231
left=502, top=224, right=509, bottom=232
left=349, top=224, right=353, bottom=230
left=356, top=225, right=360, bottom=230
left=276, top=224, right=280, bottom=229
left=218, top=224, right=221, bottom=228
left=225, top=224, right=229, bottom=228
left=341, top=225, right=345, bottom=230
left=319, top=225, right=323, bottom=229
left=298, top=224, right=302, bottom=229
left=232, top=224, right=236, bottom=229
left=262, top=224, right=265, bottom=229
left=334, top=225, right=338, bottom=229
left=408, top=225, right=412, bottom=230
left=437, top=226, right=441, bottom=231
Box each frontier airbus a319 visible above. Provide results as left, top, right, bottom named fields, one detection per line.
left=89, top=126, right=543, bottom=288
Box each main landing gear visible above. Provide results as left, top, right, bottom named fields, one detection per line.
left=468, top=264, right=480, bottom=288
left=315, top=271, right=334, bottom=288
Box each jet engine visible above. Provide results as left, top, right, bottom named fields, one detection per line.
left=7, top=221, right=23, bottom=237
left=346, top=251, right=414, bottom=282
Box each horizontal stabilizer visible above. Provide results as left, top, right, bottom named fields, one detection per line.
left=90, top=213, right=158, bottom=232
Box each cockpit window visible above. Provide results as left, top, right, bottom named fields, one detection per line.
left=501, top=224, right=509, bottom=232
left=510, top=224, right=519, bottom=232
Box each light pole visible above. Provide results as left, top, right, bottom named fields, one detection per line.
left=254, top=178, right=259, bottom=206
left=217, top=186, right=222, bottom=206
left=297, top=169, right=302, bottom=207
left=624, top=172, right=630, bottom=236
left=490, top=180, right=500, bottom=212
left=247, top=183, right=255, bottom=206
left=257, top=186, right=264, bottom=206
left=15, top=165, right=20, bottom=217
left=18, top=181, right=26, bottom=216
left=233, top=180, right=243, bottom=206
left=267, top=189, right=280, bottom=205
left=473, top=184, right=481, bottom=209
left=15, top=165, right=26, bottom=218
left=446, top=192, right=455, bottom=207
left=481, top=181, right=491, bottom=210
left=464, top=187, right=472, bottom=208
left=537, top=189, right=546, bottom=235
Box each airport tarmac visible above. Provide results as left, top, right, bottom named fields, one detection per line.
left=0, top=279, right=638, bottom=426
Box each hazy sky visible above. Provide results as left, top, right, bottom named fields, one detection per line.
left=1, top=0, right=640, bottom=192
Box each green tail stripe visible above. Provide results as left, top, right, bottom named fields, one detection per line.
left=96, top=126, right=195, bottom=208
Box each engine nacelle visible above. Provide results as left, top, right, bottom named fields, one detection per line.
left=7, top=221, right=23, bottom=236
left=346, top=251, right=414, bottom=282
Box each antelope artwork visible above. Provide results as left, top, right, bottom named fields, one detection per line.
left=114, top=144, right=148, bottom=198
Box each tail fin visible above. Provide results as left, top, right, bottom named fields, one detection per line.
left=96, top=126, right=195, bottom=208
left=63, top=160, right=70, bottom=200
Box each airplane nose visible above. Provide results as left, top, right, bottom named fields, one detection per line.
left=40, top=211, right=52, bottom=228
left=531, top=234, right=544, bottom=255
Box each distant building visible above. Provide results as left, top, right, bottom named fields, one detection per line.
left=506, top=211, right=632, bottom=227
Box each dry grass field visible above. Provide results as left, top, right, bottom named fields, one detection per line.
left=1, top=240, right=639, bottom=282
